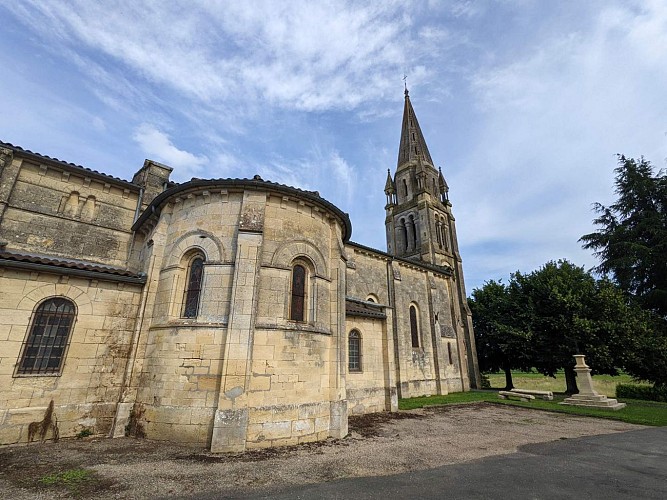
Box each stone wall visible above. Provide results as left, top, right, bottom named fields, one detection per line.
left=0, top=270, right=142, bottom=445
left=120, top=183, right=350, bottom=451
left=0, top=155, right=139, bottom=267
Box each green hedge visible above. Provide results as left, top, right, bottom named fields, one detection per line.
left=616, top=383, right=667, bottom=402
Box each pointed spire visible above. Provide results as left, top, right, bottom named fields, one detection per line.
left=438, top=167, right=448, bottom=191
left=397, top=89, right=433, bottom=169
left=384, top=168, right=395, bottom=193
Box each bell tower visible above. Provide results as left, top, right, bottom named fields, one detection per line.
left=384, top=88, right=481, bottom=390
left=385, top=88, right=457, bottom=270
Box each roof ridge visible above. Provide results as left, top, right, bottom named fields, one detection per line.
left=0, top=141, right=138, bottom=187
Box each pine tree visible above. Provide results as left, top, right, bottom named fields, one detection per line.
left=580, top=155, right=667, bottom=316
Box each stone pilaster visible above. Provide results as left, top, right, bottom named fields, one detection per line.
left=210, top=192, right=265, bottom=452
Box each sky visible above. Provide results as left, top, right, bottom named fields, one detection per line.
left=1, top=0, right=666, bottom=293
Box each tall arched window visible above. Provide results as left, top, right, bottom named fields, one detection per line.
left=348, top=330, right=362, bottom=372
left=409, top=304, right=420, bottom=348
left=18, top=298, right=76, bottom=375
left=409, top=215, right=418, bottom=251
left=398, top=219, right=408, bottom=254
left=442, top=225, right=450, bottom=251
left=290, top=264, right=307, bottom=321
left=183, top=255, right=205, bottom=318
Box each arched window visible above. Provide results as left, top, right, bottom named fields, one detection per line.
left=402, top=179, right=408, bottom=198
left=436, top=220, right=442, bottom=248
left=448, top=343, right=454, bottom=365
left=398, top=219, right=408, bottom=254
left=409, top=215, right=418, bottom=251
left=183, top=255, right=205, bottom=318
left=442, top=225, right=450, bottom=251
left=409, top=304, right=420, bottom=348
left=290, top=264, right=307, bottom=321
left=348, top=330, right=361, bottom=371
left=18, top=298, right=76, bottom=375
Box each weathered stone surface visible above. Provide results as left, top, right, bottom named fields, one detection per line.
left=0, top=94, right=479, bottom=450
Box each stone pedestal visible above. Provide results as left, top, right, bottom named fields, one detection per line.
left=561, top=355, right=626, bottom=410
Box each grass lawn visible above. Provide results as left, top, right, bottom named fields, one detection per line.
left=485, top=370, right=646, bottom=397
left=398, top=391, right=667, bottom=426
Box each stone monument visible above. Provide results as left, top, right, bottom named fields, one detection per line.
left=561, top=355, right=626, bottom=410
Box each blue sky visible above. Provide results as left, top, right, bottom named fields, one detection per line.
left=1, top=1, right=666, bottom=293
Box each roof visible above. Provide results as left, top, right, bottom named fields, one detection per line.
left=0, top=141, right=138, bottom=189
left=396, top=90, right=434, bottom=169
left=132, top=176, right=353, bottom=241
left=346, top=241, right=454, bottom=277
left=345, top=297, right=387, bottom=319
left=0, top=250, right=146, bottom=284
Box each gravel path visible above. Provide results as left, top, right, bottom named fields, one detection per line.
left=0, top=402, right=644, bottom=499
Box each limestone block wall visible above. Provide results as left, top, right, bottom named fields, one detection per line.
left=0, top=156, right=139, bottom=267
left=244, top=328, right=338, bottom=448
left=344, top=316, right=397, bottom=414
left=345, top=246, right=390, bottom=304
left=0, top=270, right=142, bottom=445
left=135, top=325, right=226, bottom=444
left=430, top=275, right=465, bottom=393
left=149, top=191, right=241, bottom=323
left=126, top=182, right=350, bottom=451
left=129, top=190, right=242, bottom=444
left=391, top=262, right=440, bottom=398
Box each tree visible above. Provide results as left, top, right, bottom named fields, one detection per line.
left=580, top=155, right=667, bottom=316
left=622, top=313, right=667, bottom=388
left=470, top=260, right=653, bottom=394
left=469, top=280, right=532, bottom=390
left=514, top=260, right=654, bottom=393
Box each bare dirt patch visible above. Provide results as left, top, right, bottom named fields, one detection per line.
left=0, top=403, right=643, bottom=499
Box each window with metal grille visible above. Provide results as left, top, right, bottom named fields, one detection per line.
left=410, top=305, right=420, bottom=348
left=17, top=297, right=76, bottom=375
left=348, top=330, right=361, bottom=371
left=183, top=256, right=205, bottom=318
left=290, top=264, right=306, bottom=321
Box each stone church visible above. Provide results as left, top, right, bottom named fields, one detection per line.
left=0, top=91, right=480, bottom=451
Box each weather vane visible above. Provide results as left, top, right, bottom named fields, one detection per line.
left=403, top=73, right=408, bottom=96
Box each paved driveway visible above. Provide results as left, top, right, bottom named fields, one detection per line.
left=237, top=427, right=667, bottom=499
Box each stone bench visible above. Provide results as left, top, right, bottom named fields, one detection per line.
left=510, top=389, right=554, bottom=401
left=498, top=391, right=535, bottom=402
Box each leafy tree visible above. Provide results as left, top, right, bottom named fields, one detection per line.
left=622, top=315, right=667, bottom=388
left=471, top=260, right=654, bottom=393
left=581, top=155, right=667, bottom=316
left=469, top=280, right=532, bottom=390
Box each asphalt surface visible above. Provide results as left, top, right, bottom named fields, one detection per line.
left=229, top=427, right=667, bottom=499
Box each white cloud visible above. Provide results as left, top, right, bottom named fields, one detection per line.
left=5, top=1, right=429, bottom=113
left=133, top=124, right=209, bottom=179
left=256, top=149, right=357, bottom=208
left=454, top=0, right=667, bottom=289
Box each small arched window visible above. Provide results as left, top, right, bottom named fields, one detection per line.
left=409, top=304, right=420, bottom=348
left=290, top=264, right=307, bottom=321
left=183, top=255, right=205, bottom=318
left=18, top=297, right=76, bottom=375
left=349, top=330, right=362, bottom=371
